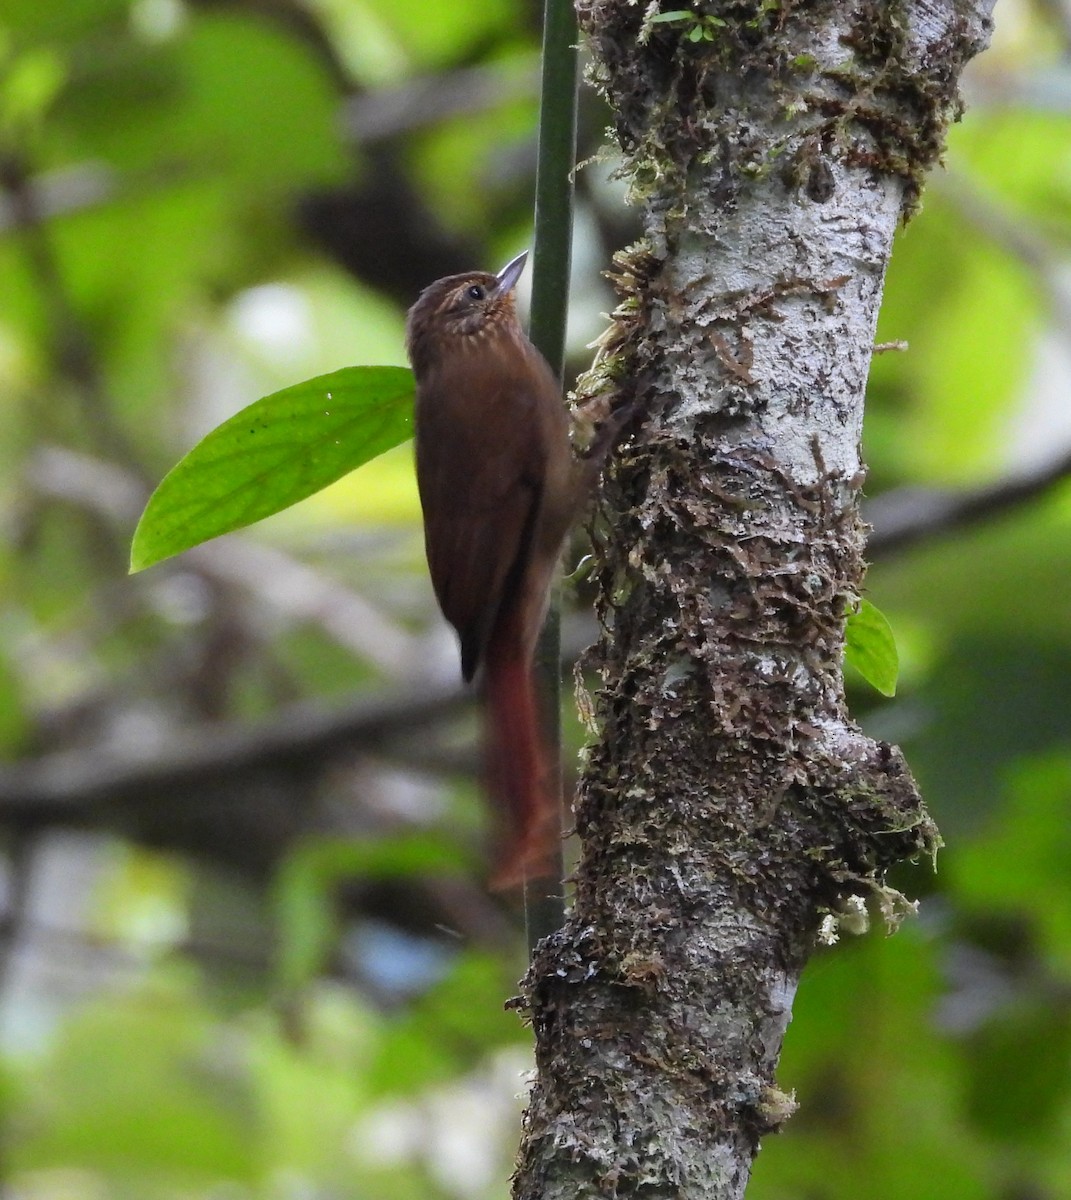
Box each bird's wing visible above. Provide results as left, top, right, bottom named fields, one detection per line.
left=415, top=356, right=548, bottom=681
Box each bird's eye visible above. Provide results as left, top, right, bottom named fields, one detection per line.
left=466, top=284, right=486, bottom=301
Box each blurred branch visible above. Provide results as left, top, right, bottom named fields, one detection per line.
left=0, top=162, right=119, bottom=232
left=0, top=675, right=523, bottom=949
left=0, top=617, right=596, bottom=860
left=0, top=906, right=273, bottom=978
left=0, top=682, right=469, bottom=861
left=0, top=602, right=600, bottom=827
left=27, top=445, right=426, bottom=676
left=965, top=65, right=1071, bottom=110
left=342, top=60, right=540, bottom=143
left=866, top=447, right=1071, bottom=557
left=26, top=445, right=146, bottom=521
left=189, top=539, right=424, bottom=677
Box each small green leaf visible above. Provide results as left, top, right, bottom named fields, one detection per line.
left=845, top=597, right=899, bottom=697
left=130, top=365, right=415, bottom=571
left=649, top=11, right=696, bottom=24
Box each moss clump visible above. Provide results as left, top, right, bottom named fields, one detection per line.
left=834, top=0, right=983, bottom=216
left=577, top=0, right=991, bottom=221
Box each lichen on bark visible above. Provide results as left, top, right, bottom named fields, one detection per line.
left=512, top=3, right=996, bottom=1199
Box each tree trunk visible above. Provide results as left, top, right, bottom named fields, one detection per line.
left=513, top=2, right=995, bottom=1198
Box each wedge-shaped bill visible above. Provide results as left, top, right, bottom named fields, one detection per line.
left=130, top=365, right=414, bottom=571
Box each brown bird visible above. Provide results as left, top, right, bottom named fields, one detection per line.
left=406, top=251, right=576, bottom=889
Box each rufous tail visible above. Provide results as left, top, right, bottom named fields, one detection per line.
left=482, top=629, right=559, bottom=891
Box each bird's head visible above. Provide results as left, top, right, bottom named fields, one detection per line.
left=406, top=251, right=528, bottom=373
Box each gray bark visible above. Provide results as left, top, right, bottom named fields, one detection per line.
left=514, top=2, right=995, bottom=1198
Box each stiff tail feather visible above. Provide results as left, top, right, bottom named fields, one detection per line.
left=482, top=633, right=559, bottom=890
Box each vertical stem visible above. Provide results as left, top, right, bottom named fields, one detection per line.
left=529, top=0, right=579, bottom=375
left=524, top=0, right=579, bottom=952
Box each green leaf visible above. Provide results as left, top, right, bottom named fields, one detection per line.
left=648, top=11, right=696, bottom=24
left=845, top=597, right=899, bottom=697
left=130, top=365, right=415, bottom=571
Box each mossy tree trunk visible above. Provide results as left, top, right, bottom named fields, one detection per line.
left=514, top=2, right=995, bottom=1198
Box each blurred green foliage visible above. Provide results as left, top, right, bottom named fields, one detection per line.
left=1, top=1, right=1070, bottom=1198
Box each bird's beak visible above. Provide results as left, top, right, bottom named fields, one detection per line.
left=495, top=250, right=529, bottom=295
